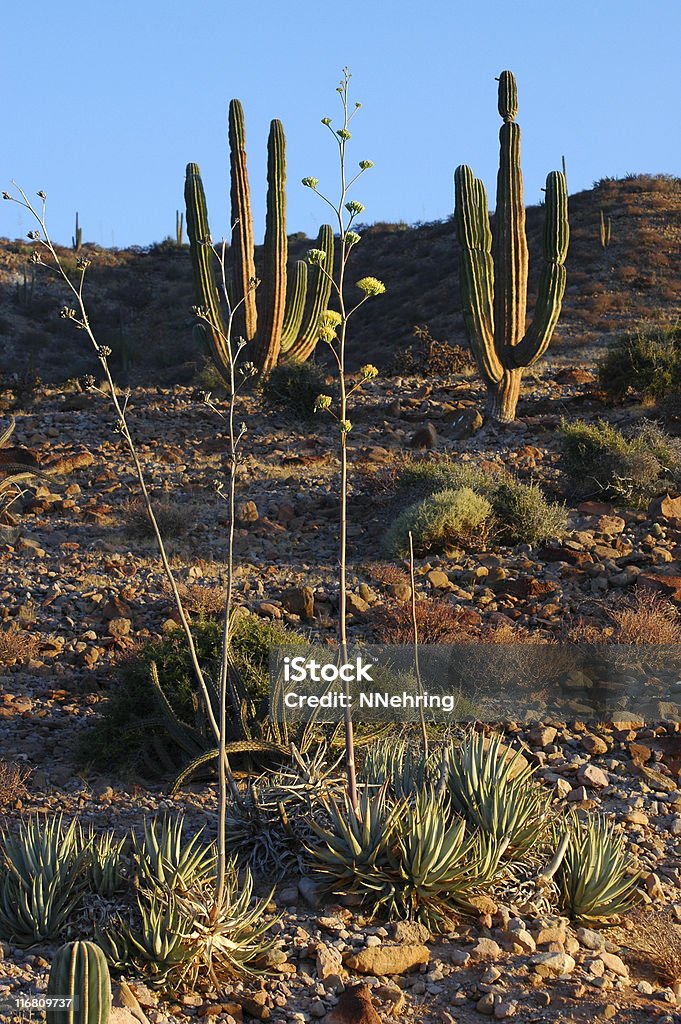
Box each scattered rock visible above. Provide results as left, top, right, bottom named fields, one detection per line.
left=324, top=984, right=381, bottom=1024
left=344, top=943, right=430, bottom=976
left=530, top=952, right=576, bottom=978
left=281, top=585, right=315, bottom=619
left=409, top=423, right=438, bottom=449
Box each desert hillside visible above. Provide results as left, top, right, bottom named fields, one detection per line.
left=0, top=173, right=679, bottom=385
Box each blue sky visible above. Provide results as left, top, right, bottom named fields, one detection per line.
left=3, top=0, right=679, bottom=248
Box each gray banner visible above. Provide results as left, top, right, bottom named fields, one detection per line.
left=269, top=644, right=681, bottom=723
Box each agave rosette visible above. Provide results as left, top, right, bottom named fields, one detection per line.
left=446, top=731, right=551, bottom=856
left=557, top=814, right=641, bottom=923
left=0, top=815, right=88, bottom=943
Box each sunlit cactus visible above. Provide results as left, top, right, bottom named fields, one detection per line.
left=46, top=940, right=111, bottom=1024
left=185, top=102, right=335, bottom=379
left=454, top=71, right=569, bottom=423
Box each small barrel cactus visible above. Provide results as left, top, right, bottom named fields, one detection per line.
left=46, top=940, right=111, bottom=1024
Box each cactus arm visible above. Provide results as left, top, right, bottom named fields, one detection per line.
left=454, top=165, right=502, bottom=385
left=283, top=223, right=335, bottom=363
left=253, top=120, right=287, bottom=373
left=184, top=162, right=230, bottom=382
left=228, top=99, right=258, bottom=342
left=511, top=170, right=569, bottom=368
left=494, top=114, right=529, bottom=355
left=280, top=260, right=308, bottom=352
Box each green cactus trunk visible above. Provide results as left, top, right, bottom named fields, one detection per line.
left=228, top=99, right=258, bottom=344
left=254, top=120, right=288, bottom=373
left=282, top=224, right=335, bottom=362
left=184, top=162, right=230, bottom=382
left=186, top=102, right=336, bottom=375
left=454, top=71, right=569, bottom=424
left=46, top=941, right=111, bottom=1024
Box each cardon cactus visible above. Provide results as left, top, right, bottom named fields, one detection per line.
left=185, top=100, right=334, bottom=378
left=454, top=71, right=569, bottom=423
left=46, top=940, right=111, bottom=1024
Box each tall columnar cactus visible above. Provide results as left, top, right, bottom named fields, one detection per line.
left=185, top=163, right=229, bottom=373
left=46, top=941, right=111, bottom=1024
left=185, top=102, right=334, bottom=379
left=254, top=119, right=288, bottom=373
left=228, top=99, right=257, bottom=347
left=454, top=71, right=569, bottom=423
left=72, top=212, right=82, bottom=253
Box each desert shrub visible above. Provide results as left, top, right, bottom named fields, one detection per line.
left=384, top=487, right=492, bottom=557
left=370, top=598, right=474, bottom=644
left=390, top=324, right=474, bottom=376
left=612, top=591, right=681, bottom=644
left=559, top=417, right=681, bottom=505
left=261, top=361, right=328, bottom=420
left=0, top=624, right=39, bottom=666
left=393, top=458, right=566, bottom=547
left=397, top=458, right=500, bottom=499
left=492, top=479, right=568, bottom=545
left=123, top=496, right=191, bottom=540
left=626, top=908, right=681, bottom=987
left=80, top=614, right=306, bottom=773
left=598, top=325, right=681, bottom=403
left=0, top=760, right=30, bottom=809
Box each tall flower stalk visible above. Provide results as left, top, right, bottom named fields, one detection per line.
left=3, top=185, right=253, bottom=915
left=303, top=69, right=385, bottom=811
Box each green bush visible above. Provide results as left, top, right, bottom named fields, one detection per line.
left=598, top=325, right=681, bottom=403
left=492, top=479, right=568, bottom=545
left=392, top=458, right=566, bottom=548
left=80, top=614, right=306, bottom=774
left=384, top=487, right=492, bottom=557
left=559, top=417, right=681, bottom=506
left=261, top=361, right=329, bottom=420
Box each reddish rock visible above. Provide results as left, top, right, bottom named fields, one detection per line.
left=637, top=573, right=681, bottom=602
left=648, top=494, right=681, bottom=521
left=324, top=984, right=381, bottom=1024
left=409, top=422, right=438, bottom=449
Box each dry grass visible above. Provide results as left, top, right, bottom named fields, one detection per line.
left=364, top=563, right=410, bottom=587
left=122, top=495, right=192, bottom=540
left=612, top=591, right=681, bottom=644
left=0, top=623, right=40, bottom=666
left=0, top=760, right=30, bottom=808
left=162, top=578, right=226, bottom=619
left=626, top=908, right=681, bottom=986
left=369, top=597, right=475, bottom=645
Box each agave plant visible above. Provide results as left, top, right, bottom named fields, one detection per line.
left=132, top=815, right=216, bottom=895
left=307, top=785, right=404, bottom=902
left=173, top=863, right=278, bottom=984
left=109, top=887, right=199, bottom=987
left=362, top=739, right=436, bottom=799
left=556, top=815, right=641, bottom=923
left=0, top=815, right=88, bottom=943
left=383, top=789, right=503, bottom=927
left=78, top=826, right=128, bottom=896
left=446, top=731, right=551, bottom=856
left=0, top=417, right=59, bottom=527
left=101, top=861, right=276, bottom=989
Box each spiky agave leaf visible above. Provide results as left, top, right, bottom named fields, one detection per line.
left=0, top=815, right=88, bottom=943
left=306, top=785, right=405, bottom=901
left=362, top=739, right=436, bottom=800
left=118, top=888, right=200, bottom=987
left=132, top=815, right=216, bottom=895
left=446, top=731, right=550, bottom=856
left=383, top=788, right=498, bottom=927
left=556, top=814, right=641, bottom=923
left=174, top=862, right=279, bottom=984
left=78, top=825, right=128, bottom=896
